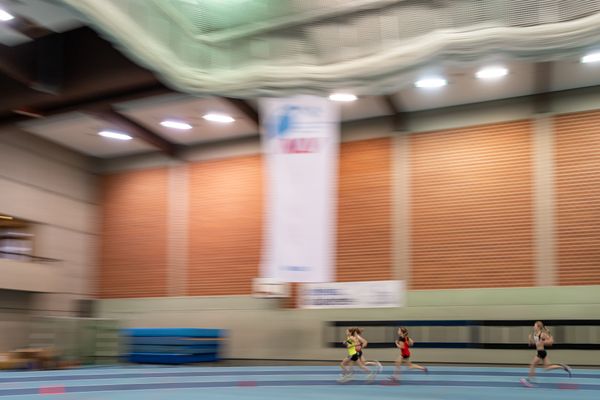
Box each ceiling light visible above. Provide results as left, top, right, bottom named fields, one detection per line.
left=581, top=52, right=600, bottom=64
left=414, top=77, right=447, bottom=89
left=476, top=66, right=508, bottom=80
left=0, top=9, right=14, bottom=21
left=160, top=120, right=192, bottom=130
left=98, top=130, right=133, bottom=141
left=202, top=113, right=235, bottom=123
left=0, top=215, right=13, bottom=220
left=329, top=93, right=357, bottom=102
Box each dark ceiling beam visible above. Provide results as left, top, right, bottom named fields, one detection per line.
left=81, top=106, right=179, bottom=157
left=382, top=94, right=408, bottom=131
left=533, top=62, right=553, bottom=114
left=5, top=13, right=53, bottom=40
left=0, top=27, right=162, bottom=115
left=0, top=34, right=64, bottom=94
left=31, top=83, right=172, bottom=116
left=0, top=45, right=34, bottom=87
left=224, top=97, right=259, bottom=126
left=85, top=105, right=179, bottom=157
left=30, top=34, right=64, bottom=94
left=0, top=82, right=172, bottom=125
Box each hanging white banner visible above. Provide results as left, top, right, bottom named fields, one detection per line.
left=260, top=95, right=339, bottom=282
left=299, top=280, right=406, bottom=309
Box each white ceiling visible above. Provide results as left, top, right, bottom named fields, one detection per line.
left=0, top=21, right=28, bottom=46
left=552, top=59, right=600, bottom=92
left=20, top=112, right=156, bottom=158
left=339, top=96, right=394, bottom=121
left=0, top=0, right=83, bottom=46
left=396, top=62, right=536, bottom=112
left=17, top=57, right=600, bottom=159
left=115, top=94, right=258, bottom=146
left=247, top=96, right=393, bottom=122
left=396, top=59, right=600, bottom=111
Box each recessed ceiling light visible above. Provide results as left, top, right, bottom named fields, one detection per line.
left=414, top=77, right=447, bottom=89
left=160, top=120, right=192, bottom=130
left=329, top=93, right=357, bottom=102
left=98, top=130, right=133, bottom=141
left=202, top=113, right=235, bottom=123
left=476, top=66, right=508, bottom=80
left=581, top=52, right=600, bottom=64
left=0, top=215, right=13, bottom=220
left=0, top=9, right=14, bottom=21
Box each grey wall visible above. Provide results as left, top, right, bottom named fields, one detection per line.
left=98, top=286, right=600, bottom=366
left=0, top=127, right=98, bottom=351
left=0, top=290, right=33, bottom=351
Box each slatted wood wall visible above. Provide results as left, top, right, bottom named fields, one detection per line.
left=410, top=120, right=536, bottom=289
left=98, top=138, right=393, bottom=298
left=336, top=138, right=393, bottom=281
left=187, top=155, right=263, bottom=296
left=555, top=110, right=600, bottom=285
left=97, top=112, right=600, bottom=298
left=99, top=168, right=169, bottom=298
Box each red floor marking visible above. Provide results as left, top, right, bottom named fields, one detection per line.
left=558, top=383, right=579, bottom=390
left=39, top=386, right=65, bottom=395
left=238, top=381, right=257, bottom=387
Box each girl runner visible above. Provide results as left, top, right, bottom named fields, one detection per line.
left=339, top=328, right=376, bottom=382
left=520, top=321, right=572, bottom=387
left=389, top=327, right=428, bottom=382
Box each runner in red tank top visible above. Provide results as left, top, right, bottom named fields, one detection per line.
left=400, top=335, right=411, bottom=359
left=389, top=327, right=428, bottom=383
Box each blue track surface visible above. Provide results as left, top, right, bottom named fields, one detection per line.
left=0, top=365, right=596, bottom=399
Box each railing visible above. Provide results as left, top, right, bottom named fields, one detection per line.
left=0, top=251, right=61, bottom=262
left=326, top=320, right=600, bottom=350
left=29, top=317, right=121, bottom=364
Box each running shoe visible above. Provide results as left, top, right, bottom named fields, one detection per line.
left=519, top=377, right=536, bottom=388
left=560, top=364, right=572, bottom=378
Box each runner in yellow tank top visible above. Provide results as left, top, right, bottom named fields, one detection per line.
left=346, top=336, right=358, bottom=357
left=339, top=328, right=375, bottom=382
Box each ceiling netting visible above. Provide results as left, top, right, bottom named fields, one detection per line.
left=58, top=0, right=600, bottom=96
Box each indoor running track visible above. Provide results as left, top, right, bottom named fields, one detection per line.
left=0, top=365, right=597, bottom=400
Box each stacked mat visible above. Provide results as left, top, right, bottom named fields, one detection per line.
left=123, top=328, right=225, bottom=364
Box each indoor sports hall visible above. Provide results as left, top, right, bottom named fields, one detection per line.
left=0, top=1, right=599, bottom=399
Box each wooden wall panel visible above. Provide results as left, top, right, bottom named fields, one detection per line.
left=555, top=111, right=600, bottom=285
left=410, top=121, right=535, bottom=289
left=187, top=156, right=263, bottom=295
left=100, top=168, right=169, bottom=298
left=336, top=138, right=393, bottom=282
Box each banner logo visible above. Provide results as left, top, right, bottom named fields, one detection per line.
left=267, top=104, right=323, bottom=154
